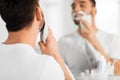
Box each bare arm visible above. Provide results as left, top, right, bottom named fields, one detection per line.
left=86, top=35, right=112, bottom=63
left=89, top=36, right=120, bottom=75
left=39, top=29, right=71, bottom=80
left=79, top=18, right=120, bottom=75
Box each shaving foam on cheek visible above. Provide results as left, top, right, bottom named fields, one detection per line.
left=72, top=11, right=92, bottom=31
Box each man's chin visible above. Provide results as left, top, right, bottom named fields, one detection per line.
left=73, top=20, right=80, bottom=26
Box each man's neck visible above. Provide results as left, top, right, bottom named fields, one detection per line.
left=3, top=29, right=38, bottom=48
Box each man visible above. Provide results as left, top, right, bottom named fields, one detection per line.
left=0, top=0, right=73, bottom=80
left=59, top=0, right=120, bottom=79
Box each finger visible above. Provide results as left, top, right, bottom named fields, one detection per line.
left=38, top=41, right=46, bottom=51
left=48, top=28, right=54, bottom=38
left=47, top=28, right=56, bottom=43
left=79, top=29, right=87, bottom=36
left=79, top=26, right=89, bottom=34
left=78, top=28, right=88, bottom=36
left=80, top=18, right=90, bottom=30
left=80, top=32, right=88, bottom=39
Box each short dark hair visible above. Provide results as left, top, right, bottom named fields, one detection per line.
left=0, top=0, right=39, bottom=32
left=90, top=0, right=96, bottom=6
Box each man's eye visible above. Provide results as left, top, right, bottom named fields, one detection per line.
left=80, top=4, right=85, bottom=8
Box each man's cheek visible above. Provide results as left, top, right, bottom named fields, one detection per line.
left=84, top=9, right=92, bottom=14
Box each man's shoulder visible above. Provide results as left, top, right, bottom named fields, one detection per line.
left=98, top=30, right=117, bottom=38
left=37, top=54, right=61, bottom=68
left=97, top=30, right=118, bottom=40
left=97, top=30, right=120, bottom=47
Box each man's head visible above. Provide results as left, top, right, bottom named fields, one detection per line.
left=0, top=0, right=44, bottom=32
left=71, top=0, right=96, bottom=25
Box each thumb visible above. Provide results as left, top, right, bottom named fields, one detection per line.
left=38, top=41, right=47, bottom=53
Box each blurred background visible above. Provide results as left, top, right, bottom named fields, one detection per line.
left=0, top=0, right=120, bottom=42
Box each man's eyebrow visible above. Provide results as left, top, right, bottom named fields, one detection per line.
left=79, top=1, right=86, bottom=4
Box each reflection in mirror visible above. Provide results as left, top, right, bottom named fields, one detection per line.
left=57, top=0, right=120, bottom=79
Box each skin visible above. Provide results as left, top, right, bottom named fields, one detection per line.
left=72, top=0, right=120, bottom=75
left=3, top=6, right=71, bottom=80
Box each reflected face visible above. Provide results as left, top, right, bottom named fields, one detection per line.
left=71, top=0, right=94, bottom=25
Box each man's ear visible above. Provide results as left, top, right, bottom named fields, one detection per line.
left=91, top=7, right=97, bottom=29
left=35, top=7, right=44, bottom=26
left=91, top=7, right=97, bottom=17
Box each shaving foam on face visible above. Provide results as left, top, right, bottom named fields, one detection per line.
left=72, top=11, right=92, bottom=31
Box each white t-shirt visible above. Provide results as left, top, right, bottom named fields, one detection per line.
left=0, top=43, right=65, bottom=80
left=58, top=30, right=120, bottom=79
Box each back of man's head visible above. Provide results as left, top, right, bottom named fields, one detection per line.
left=0, top=0, right=39, bottom=32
